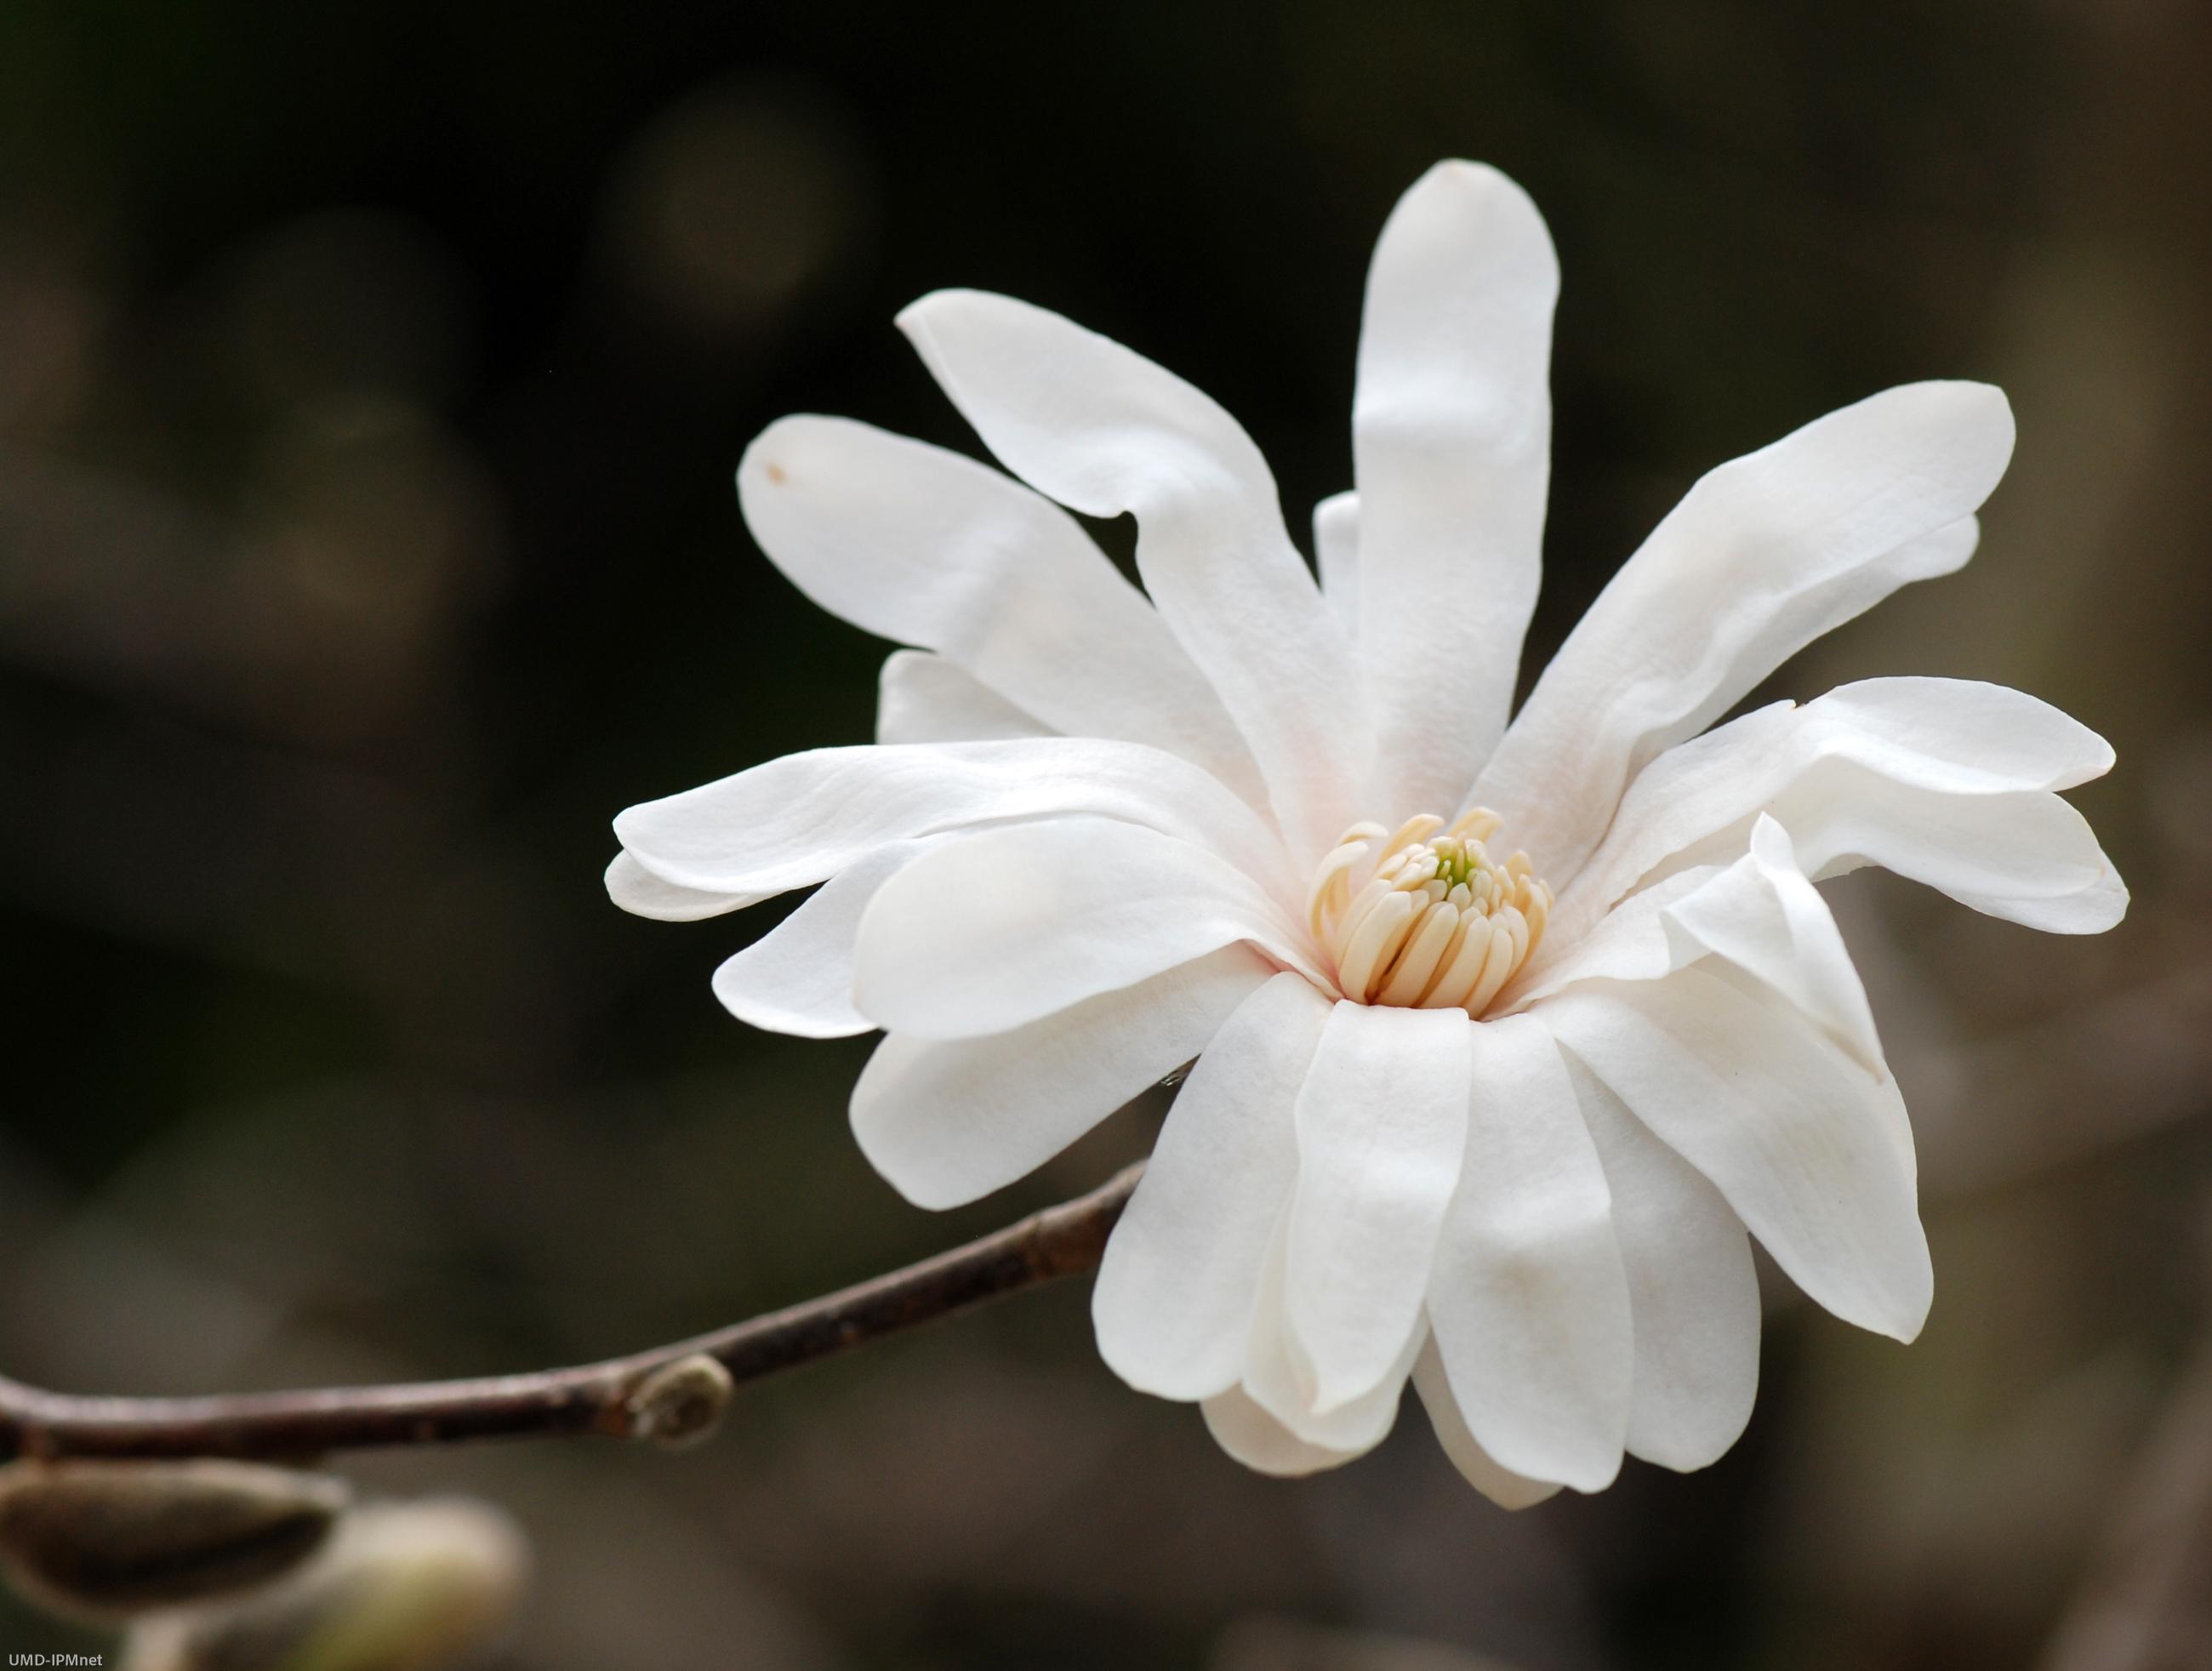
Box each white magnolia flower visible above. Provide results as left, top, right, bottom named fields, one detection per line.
left=609, top=162, right=2125, bottom=1505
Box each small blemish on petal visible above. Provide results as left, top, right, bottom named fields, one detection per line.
left=765, top=462, right=788, bottom=485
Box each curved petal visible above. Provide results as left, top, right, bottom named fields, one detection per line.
left=1411, top=1338, right=1563, bottom=1509
left=850, top=944, right=1272, bottom=1209
left=1200, top=1385, right=1374, bottom=1478
left=1428, top=1013, right=1630, bottom=1491
left=615, top=737, right=1293, bottom=902
left=1475, top=381, right=2015, bottom=880
left=743, top=417, right=1256, bottom=794
left=1502, top=867, right=1717, bottom=1009
left=1519, top=838, right=1884, bottom=1064
left=1512, top=845, right=1916, bottom=1190
left=604, top=850, right=756, bottom=922
left=1093, top=973, right=1331, bottom=1400
left=711, top=836, right=949, bottom=1038
left=876, top=650, right=1050, bottom=745
left=1234, top=1209, right=1423, bottom=1453
left=852, top=818, right=1329, bottom=1041
left=1314, top=491, right=1360, bottom=636
left=898, top=289, right=1369, bottom=863
left=1660, top=814, right=1883, bottom=1074
left=1354, top=161, right=1557, bottom=809
left=1538, top=968, right=1930, bottom=1342
left=1285, top=1002, right=1472, bottom=1412
left=1805, top=676, right=2115, bottom=792
left=1769, top=778, right=2122, bottom=933
left=1563, top=1053, right=1761, bottom=1473
left=1554, top=678, right=2123, bottom=946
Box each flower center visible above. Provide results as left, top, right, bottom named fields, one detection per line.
left=1306, top=809, right=1554, bottom=1016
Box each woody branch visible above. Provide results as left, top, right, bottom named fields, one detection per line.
left=0, top=1165, right=1143, bottom=1465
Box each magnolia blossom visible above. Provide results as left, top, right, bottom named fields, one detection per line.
left=608, top=162, right=2124, bottom=1504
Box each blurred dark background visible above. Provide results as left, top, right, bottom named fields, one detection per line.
left=3, top=3, right=2209, bottom=1668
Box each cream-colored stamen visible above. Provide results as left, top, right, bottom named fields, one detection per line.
left=1306, top=807, right=1554, bottom=1017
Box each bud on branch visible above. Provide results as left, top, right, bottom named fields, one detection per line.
left=0, top=1461, right=347, bottom=1619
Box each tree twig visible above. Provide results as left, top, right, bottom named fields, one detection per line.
left=0, top=1164, right=1143, bottom=1465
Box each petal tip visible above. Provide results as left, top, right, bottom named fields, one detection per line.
left=1854, top=379, right=2016, bottom=497
left=893, top=287, right=1004, bottom=344
left=1886, top=1303, right=1933, bottom=1347
left=1629, top=1407, right=1757, bottom=1475
left=1386, top=158, right=1558, bottom=282
left=847, top=1098, right=973, bottom=1213
left=1408, top=157, right=1536, bottom=213
left=1417, top=156, right=1513, bottom=191
left=1970, top=379, right=2017, bottom=459
left=737, top=412, right=823, bottom=478
left=1089, top=1311, right=1226, bottom=1406
left=1871, top=1263, right=1936, bottom=1345
left=734, top=421, right=801, bottom=511
left=1486, top=1438, right=1622, bottom=1497
left=2081, top=730, right=2119, bottom=782
left=1935, top=379, right=2018, bottom=473
left=2089, top=872, right=2131, bottom=932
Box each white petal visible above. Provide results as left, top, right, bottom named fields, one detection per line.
left=875, top=650, right=1050, bottom=745
left=1524, top=928, right=1915, bottom=1196
left=852, top=818, right=1329, bottom=1041
left=1476, top=385, right=2016, bottom=880
left=1539, top=968, right=1930, bottom=1341
left=1354, top=161, right=1557, bottom=811
left=1410, top=1339, right=1561, bottom=1509
left=711, top=837, right=947, bottom=1038
left=1520, top=829, right=1889, bottom=1084
left=1093, top=973, right=1331, bottom=1399
left=1428, top=1013, right=1630, bottom=1491
left=1200, top=1385, right=1372, bottom=1478
left=741, top=417, right=1255, bottom=794
left=1314, top=491, right=1360, bottom=636
left=898, top=289, right=1369, bottom=863
left=604, top=850, right=756, bottom=921
left=615, top=737, right=1291, bottom=901
left=1555, top=677, right=2124, bottom=946
left=1778, top=781, right=2122, bottom=934
left=1284, top=1002, right=1472, bottom=1412
left=850, top=944, right=1272, bottom=1210
left=1806, top=674, right=2116, bottom=792
left=1659, top=814, right=1884, bottom=1073
left=1503, top=867, right=1719, bottom=1010
left=1240, top=1214, right=1422, bottom=1450
left=1563, top=1052, right=1761, bottom=1473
